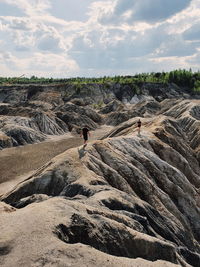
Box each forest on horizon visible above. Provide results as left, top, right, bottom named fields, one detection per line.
left=0, top=69, right=200, bottom=93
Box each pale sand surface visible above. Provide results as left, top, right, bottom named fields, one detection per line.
left=0, top=126, right=113, bottom=195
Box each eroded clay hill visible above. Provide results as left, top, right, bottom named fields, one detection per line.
left=0, top=82, right=191, bottom=149
left=0, top=97, right=200, bottom=267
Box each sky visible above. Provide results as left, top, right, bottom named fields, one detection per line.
left=0, top=0, right=200, bottom=78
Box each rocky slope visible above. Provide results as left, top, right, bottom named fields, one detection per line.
left=0, top=94, right=200, bottom=266
left=0, top=82, right=192, bottom=149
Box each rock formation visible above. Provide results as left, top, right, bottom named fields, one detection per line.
left=0, top=82, right=192, bottom=149
left=0, top=83, right=200, bottom=266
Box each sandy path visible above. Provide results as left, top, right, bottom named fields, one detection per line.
left=0, top=126, right=112, bottom=195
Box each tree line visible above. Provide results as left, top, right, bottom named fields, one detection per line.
left=0, top=69, right=199, bottom=92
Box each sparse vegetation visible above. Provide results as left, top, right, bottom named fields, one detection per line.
left=193, top=80, right=200, bottom=92
left=0, top=69, right=200, bottom=93
left=92, top=100, right=104, bottom=110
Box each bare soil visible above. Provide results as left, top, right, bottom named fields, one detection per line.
left=0, top=126, right=112, bottom=194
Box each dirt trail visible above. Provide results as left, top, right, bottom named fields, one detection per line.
left=0, top=126, right=113, bottom=195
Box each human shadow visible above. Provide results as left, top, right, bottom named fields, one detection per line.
left=78, top=144, right=87, bottom=159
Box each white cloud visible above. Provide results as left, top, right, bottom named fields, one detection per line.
left=4, top=0, right=51, bottom=16
left=98, top=0, right=192, bottom=24
left=0, top=0, right=199, bottom=77
left=187, top=51, right=200, bottom=68
left=0, top=16, right=33, bottom=31
left=0, top=51, right=79, bottom=77
left=28, top=53, right=79, bottom=74
left=183, top=22, right=200, bottom=41
left=149, top=56, right=192, bottom=71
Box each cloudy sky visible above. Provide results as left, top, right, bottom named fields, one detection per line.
left=0, top=0, right=200, bottom=78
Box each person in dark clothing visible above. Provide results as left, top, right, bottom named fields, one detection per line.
left=137, top=119, right=141, bottom=135
left=80, top=126, right=90, bottom=145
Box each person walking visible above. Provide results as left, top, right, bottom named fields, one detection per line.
left=137, top=119, right=142, bottom=135
left=80, top=126, right=90, bottom=145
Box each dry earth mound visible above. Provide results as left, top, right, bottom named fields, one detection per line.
left=0, top=100, right=200, bottom=267
left=0, top=83, right=200, bottom=267
left=0, top=82, right=190, bottom=149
